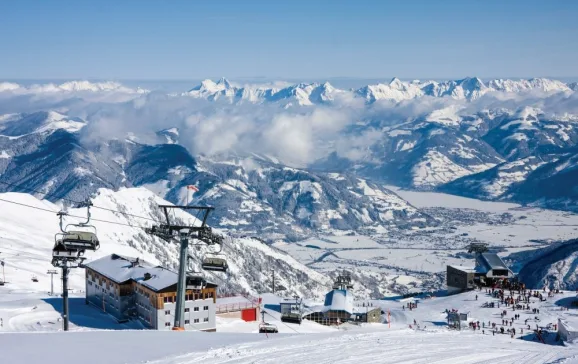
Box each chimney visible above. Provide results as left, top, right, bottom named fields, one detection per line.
left=143, top=272, right=152, bottom=281
left=131, top=257, right=140, bottom=268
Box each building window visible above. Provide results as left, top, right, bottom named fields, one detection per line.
left=194, top=319, right=199, bottom=323
left=194, top=307, right=199, bottom=312
left=165, top=322, right=170, bottom=327
left=203, top=306, right=209, bottom=311
left=184, top=308, right=189, bottom=312
left=164, top=297, right=169, bottom=303
left=185, top=320, right=190, bottom=324
left=203, top=317, right=209, bottom=322
left=165, top=310, right=170, bottom=315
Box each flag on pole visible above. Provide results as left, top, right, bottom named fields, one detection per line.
left=186, top=185, right=199, bottom=205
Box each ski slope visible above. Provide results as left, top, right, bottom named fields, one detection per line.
left=2, top=289, right=578, bottom=363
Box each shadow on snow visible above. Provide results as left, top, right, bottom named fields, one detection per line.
left=42, top=297, right=145, bottom=331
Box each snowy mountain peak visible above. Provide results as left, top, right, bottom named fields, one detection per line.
left=458, top=77, right=486, bottom=89
left=198, top=79, right=218, bottom=91
left=389, top=77, right=404, bottom=88
left=216, top=77, right=233, bottom=88
left=156, top=127, right=180, bottom=144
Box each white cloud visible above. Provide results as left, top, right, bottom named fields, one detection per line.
left=0, top=80, right=576, bottom=168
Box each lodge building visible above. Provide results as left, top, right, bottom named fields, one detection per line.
left=84, top=254, right=217, bottom=331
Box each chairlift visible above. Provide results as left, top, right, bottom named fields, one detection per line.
left=258, top=322, right=278, bottom=334
left=201, top=243, right=228, bottom=273
left=56, top=229, right=100, bottom=251
left=281, top=298, right=303, bottom=324
left=58, top=204, right=99, bottom=250
left=281, top=308, right=302, bottom=324
left=31, top=275, right=38, bottom=283
left=186, top=274, right=207, bottom=290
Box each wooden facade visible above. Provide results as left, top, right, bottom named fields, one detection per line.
left=86, top=267, right=217, bottom=310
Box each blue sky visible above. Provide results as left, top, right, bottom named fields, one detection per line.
left=0, top=0, right=576, bottom=80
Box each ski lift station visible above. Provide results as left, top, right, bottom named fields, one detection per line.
left=303, top=273, right=381, bottom=325
left=447, top=244, right=514, bottom=293
left=84, top=254, right=218, bottom=331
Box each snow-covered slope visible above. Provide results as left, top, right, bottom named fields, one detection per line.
left=482, top=107, right=578, bottom=160
left=0, top=111, right=439, bottom=242
left=439, top=155, right=561, bottom=200
left=0, top=111, right=86, bottom=136
left=512, top=239, right=578, bottom=290
left=185, top=156, right=436, bottom=240
left=0, top=188, right=331, bottom=299
left=3, top=289, right=578, bottom=363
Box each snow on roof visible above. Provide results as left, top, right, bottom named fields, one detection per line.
left=85, top=254, right=179, bottom=292
left=477, top=253, right=508, bottom=271
left=323, top=289, right=354, bottom=314
left=352, top=306, right=381, bottom=314
left=448, top=265, right=479, bottom=274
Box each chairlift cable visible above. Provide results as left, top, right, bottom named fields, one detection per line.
left=0, top=180, right=164, bottom=223
left=0, top=197, right=151, bottom=230
left=263, top=310, right=300, bottom=333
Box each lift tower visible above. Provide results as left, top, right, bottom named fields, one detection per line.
left=51, top=202, right=100, bottom=331
left=146, top=205, right=225, bottom=331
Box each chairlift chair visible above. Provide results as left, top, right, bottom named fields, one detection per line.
left=258, top=322, right=278, bottom=334
left=31, top=275, right=38, bottom=282
left=58, top=228, right=100, bottom=251
left=281, top=309, right=302, bottom=324
left=281, top=298, right=303, bottom=324
left=186, top=274, right=207, bottom=290
left=201, top=243, right=228, bottom=273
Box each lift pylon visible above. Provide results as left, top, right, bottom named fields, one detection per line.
left=145, top=205, right=228, bottom=331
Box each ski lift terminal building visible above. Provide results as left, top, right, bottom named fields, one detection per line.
left=447, top=251, right=514, bottom=293
left=84, top=254, right=218, bottom=331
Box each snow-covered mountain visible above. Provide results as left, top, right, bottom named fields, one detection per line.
left=0, top=80, right=148, bottom=94
left=184, top=78, right=342, bottom=106
left=511, top=239, right=578, bottom=290
left=187, top=156, right=435, bottom=240
left=182, top=77, right=574, bottom=105
left=0, top=111, right=435, bottom=243
left=0, top=188, right=332, bottom=299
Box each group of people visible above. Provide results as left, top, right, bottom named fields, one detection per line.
left=458, top=283, right=565, bottom=340
left=402, top=302, right=418, bottom=311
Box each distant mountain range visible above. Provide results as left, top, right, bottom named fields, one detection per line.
left=180, top=76, right=573, bottom=105
left=0, top=76, right=577, bottom=217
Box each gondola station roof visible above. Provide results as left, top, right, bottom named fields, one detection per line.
left=323, top=289, right=354, bottom=314
left=85, top=254, right=217, bottom=293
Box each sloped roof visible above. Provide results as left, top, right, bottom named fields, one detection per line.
left=448, top=265, right=485, bottom=274
left=476, top=253, right=508, bottom=272
left=85, top=254, right=179, bottom=292
left=323, top=289, right=354, bottom=314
